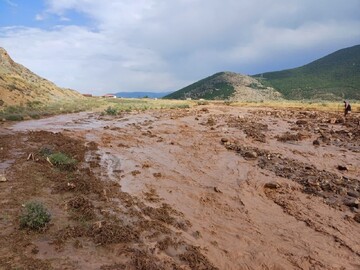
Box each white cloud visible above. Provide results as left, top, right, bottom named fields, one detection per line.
left=35, top=14, right=45, bottom=21
left=1, top=0, right=360, bottom=94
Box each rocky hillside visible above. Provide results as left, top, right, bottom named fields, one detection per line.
left=253, top=44, right=360, bottom=100
left=164, top=72, right=283, bottom=101
left=0, top=47, right=82, bottom=106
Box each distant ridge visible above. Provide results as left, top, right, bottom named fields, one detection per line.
left=0, top=47, right=82, bottom=106
left=115, top=91, right=171, bottom=98
left=253, top=44, right=360, bottom=100
left=163, top=72, right=282, bottom=101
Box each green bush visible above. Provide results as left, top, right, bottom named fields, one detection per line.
left=49, top=152, right=77, bottom=170
left=20, top=201, right=51, bottom=230
left=4, top=114, right=24, bottom=121
left=104, top=106, right=118, bottom=115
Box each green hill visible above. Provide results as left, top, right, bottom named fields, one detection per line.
left=253, top=45, right=360, bottom=100
left=163, top=72, right=282, bottom=101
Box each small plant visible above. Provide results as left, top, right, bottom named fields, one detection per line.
left=49, top=152, right=77, bottom=170
left=39, top=146, right=54, bottom=157
left=20, top=201, right=51, bottom=231
left=104, top=106, right=118, bottom=115
left=197, top=101, right=209, bottom=105
left=4, top=114, right=23, bottom=121
left=223, top=101, right=233, bottom=106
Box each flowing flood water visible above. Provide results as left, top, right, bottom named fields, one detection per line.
left=2, top=104, right=360, bottom=269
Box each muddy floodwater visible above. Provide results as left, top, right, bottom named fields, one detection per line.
left=1, top=104, right=360, bottom=269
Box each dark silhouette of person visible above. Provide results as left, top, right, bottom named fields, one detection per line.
left=344, top=100, right=351, bottom=116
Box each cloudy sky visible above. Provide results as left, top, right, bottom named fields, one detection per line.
left=1, top=0, right=360, bottom=95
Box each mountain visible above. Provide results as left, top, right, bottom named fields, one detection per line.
left=115, top=91, right=171, bottom=98
left=163, top=72, right=282, bottom=101
left=253, top=44, right=360, bottom=100
left=0, top=47, right=82, bottom=106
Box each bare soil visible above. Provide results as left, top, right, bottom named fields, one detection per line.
left=0, top=105, right=359, bottom=269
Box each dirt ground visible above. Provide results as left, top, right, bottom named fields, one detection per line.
left=0, top=104, right=359, bottom=270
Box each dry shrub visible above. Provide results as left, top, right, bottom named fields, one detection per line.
left=67, top=196, right=95, bottom=221
left=0, top=256, right=52, bottom=270
left=131, top=250, right=165, bottom=270
left=53, top=168, right=103, bottom=195
left=53, top=225, right=88, bottom=246
left=276, top=132, right=307, bottom=142
left=141, top=203, right=179, bottom=225
left=89, top=222, right=139, bottom=245
left=179, top=246, right=218, bottom=270
left=54, top=221, right=139, bottom=246
left=156, top=236, right=182, bottom=251
left=100, top=263, right=126, bottom=270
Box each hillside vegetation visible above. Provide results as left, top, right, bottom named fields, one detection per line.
left=253, top=45, right=360, bottom=100
left=164, top=72, right=282, bottom=101
left=0, top=47, right=83, bottom=106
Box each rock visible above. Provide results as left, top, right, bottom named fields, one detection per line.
left=347, top=191, right=360, bottom=198
left=214, top=187, right=222, bottom=193
left=343, top=198, right=359, bottom=208
left=296, top=119, right=308, bottom=125
left=354, top=213, right=360, bottom=223
left=153, top=172, right=162, bottom=178
left=329, top=118, right=337, bottom=124
left=336, top=118, right=345, bottom=124
left=221, top=138, right=229, bottom=143
left=313, top=139, right=320, bottom=146
left=0, top=174, right=7, bottom=182
left=264, top=182, right=281, bottom=189
left=321, top=136, right=331, bottom=143
left=337, top=165, right=348, bottom=171
left=243, top=151, right=258, bottom=160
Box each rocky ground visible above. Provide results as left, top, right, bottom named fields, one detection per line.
left=0, top=104, right=359, bottom=269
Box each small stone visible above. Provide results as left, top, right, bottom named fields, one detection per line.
left=343, top=198, right=359, bottom=208
left=153, top=172, right=162, bottom=178
left=354, top=213, right=360, bottom=223
left=313, top=139, right=320, bottom=146
left=214, top=187, right=222, bottom=193
left=0, top=174, right=7, bottom=182
left=329, top=118, right=337, bottom=124
left=347, top=191, right=360, bottom=198
left=296, top=119, right=307, bottom=125
left=264, top=182, right=281, bottom=189
left=244, top=151, right=258, bottom=160
left=221, top=138, right=229, bottom=143
left=337, top=165, right=348, bottom=171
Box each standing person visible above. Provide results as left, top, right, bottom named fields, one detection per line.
left=344, top=100, right=351, bottom=116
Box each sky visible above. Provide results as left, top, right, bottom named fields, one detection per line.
left=0, top=0, right=360, bottom=95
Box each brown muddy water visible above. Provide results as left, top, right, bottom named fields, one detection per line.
left=2, top=104, right=360, bottom=269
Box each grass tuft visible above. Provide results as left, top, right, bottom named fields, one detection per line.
left=20, top=201, right=51, bottom=231
left=49, top=152, right=77, bottom=170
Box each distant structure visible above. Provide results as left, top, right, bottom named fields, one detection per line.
left=103, top=94, right=117, bottom=98
left=83, top=94, right=93, bottom=97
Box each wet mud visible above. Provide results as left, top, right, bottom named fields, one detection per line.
left=1, top=105, right=360, bottom=269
